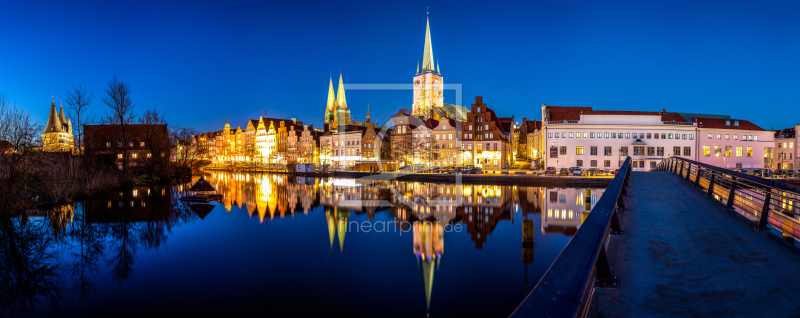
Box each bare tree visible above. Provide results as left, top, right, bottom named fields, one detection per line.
left=170, top=125, right=202, bottom=180
left=64, top=84, right=95, bottom=154
left=0, top=92, right=44, bottom=216
left=137, top=107, right=170, bottom=180
left=102, top=76, right=136, bottom=169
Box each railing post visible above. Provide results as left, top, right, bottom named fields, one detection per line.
left=755, top=190, right=772, bottom=231
left=594, top=244, right=619, bottom=288
left=610, top=208, right=624, bottom=235
left=678, top=161, right=684, bottom=177
left=617, top=194, right=626, bottom=211
left=694, top=166, right=702, bottom=188
left=685, top=164, right=692, bottom=182
left=726, top=178, right=737, bottom=210
left=706, top=171, right=716, bottom=197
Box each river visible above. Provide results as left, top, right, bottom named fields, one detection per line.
left=5, top=171, right=607, bottom=318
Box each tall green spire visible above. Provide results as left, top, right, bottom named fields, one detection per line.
left=326, top=75, right=336, bottom=112
left=421, top=16, right=435, bottom=73
left=336, top=72, right=347, bottom=110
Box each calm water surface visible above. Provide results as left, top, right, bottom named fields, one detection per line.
left=6, top=172, right=606, bottom=318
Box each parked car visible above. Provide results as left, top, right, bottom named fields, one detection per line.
left=544, top=167, right=557, bottom=176
left=559, top=168, right=570, bottom=176
left=785, top=170, right=797, bottom=178
left=585, top=168, right=605, bottom=176
left=774, top=169, right=787, bottom=178
left=569, top=167, right=584, bottom=176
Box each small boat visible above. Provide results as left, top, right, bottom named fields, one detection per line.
left=180, top=176, right=223, bottom=202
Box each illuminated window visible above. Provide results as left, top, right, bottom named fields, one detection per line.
left=583, top=132, right=588, bottom=138
left=703, top=146, right=711, bottom=156
left=117, top=153, right=123, bottom=159
left=734, top=134, right=738, bottom=140
left=736, top=146, right=743, bottom=157
left=576, top=146, right=584, bottom=155
left=105, top=142, right=111, bottom=147
left=569, top=133, right=574, bottom=138
left=725, top=146, right=732, bottom=157
left=140, top=141, right=145, bottom=147
left=684, top=147, right=691, bottom=156
left=620, top=147, right=628, bottom=156
left=560, top=146, right=567, bottom=155
left=604, top=147, right=612, bottom=156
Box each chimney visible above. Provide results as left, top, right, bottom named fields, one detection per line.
left=292, top=118, right=296, bottom=124
left=662, top=109, right=666, bottom=113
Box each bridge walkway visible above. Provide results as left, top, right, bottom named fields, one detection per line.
left=590, top=171, right=800, bottom=317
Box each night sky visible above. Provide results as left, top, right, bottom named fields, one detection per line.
left=1, top=0, right=798, bottom=133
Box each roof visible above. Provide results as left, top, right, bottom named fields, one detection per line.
left=83, top=124, right=169, bottom=149
left=774, top=127, right=796, bottom=138
left=0, top=140, right=13, bottom=149
left=692, top=118, right=765, bottom=131
left=44, top=100, right=69, bottom=134
left=546, top=105, right=686, bottom=122
left=526, top=120, right=542, bottom=133
left=497, top=117, right=513, bottom=135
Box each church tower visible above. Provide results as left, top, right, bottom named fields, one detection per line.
left=324, top=75, right=336, bottom=130
left=42, top=97, right=74, bottom=152
left=412, top=14, right=443, bottom=120
left=330, top=72, right=351, bottom=132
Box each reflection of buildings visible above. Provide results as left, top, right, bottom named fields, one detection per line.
left=541, top=188, right=604, bottom=235
left=413, top=221, right=443, bottom=313
left=203, top=171, right=588, bottom=251
left=85, top=186, right=172, bottom=223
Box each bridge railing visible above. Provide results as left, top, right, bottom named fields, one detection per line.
left=510, top=157, right=632, bottom=318
left=653, top=157, right=800, bottom=238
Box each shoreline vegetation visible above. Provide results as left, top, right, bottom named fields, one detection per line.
left=0, top=78, right=203, bottom=219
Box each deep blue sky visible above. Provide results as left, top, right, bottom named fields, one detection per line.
left=1, top=0, right=798, bottom=133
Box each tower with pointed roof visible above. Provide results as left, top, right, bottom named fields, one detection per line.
left=412, top=14, right=444, bottom=120
left=42, top=98, right=74, bottom=152
left=324, top=75, right=337, bottom=130
left=327, top=72, right=351, bottom=133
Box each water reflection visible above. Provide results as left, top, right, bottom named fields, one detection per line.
left=4, top=173, right=607, bottom=317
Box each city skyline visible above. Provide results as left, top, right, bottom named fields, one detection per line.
left=2, top=1, right=798, bottom=133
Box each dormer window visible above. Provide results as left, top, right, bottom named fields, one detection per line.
left=725, top=120, right=731, bottom=126
left=734, top=121, right=740, bottom=126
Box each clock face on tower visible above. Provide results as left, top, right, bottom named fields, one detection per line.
left=414, top=79, right=421, bottom=87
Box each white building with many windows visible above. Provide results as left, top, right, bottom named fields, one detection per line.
left=541, top=105, right=697, bottom=171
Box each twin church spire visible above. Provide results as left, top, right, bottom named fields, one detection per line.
left=325, top=72, right=351, bottom=131
left=326, top=72, right=348, bottom=111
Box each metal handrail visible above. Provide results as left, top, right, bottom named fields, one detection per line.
left=653, top=157, right=800, bottom=233
left=510, top=157, right=632, bottom=318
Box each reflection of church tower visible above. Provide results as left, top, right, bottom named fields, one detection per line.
left=326, top=208, right=349, bottom=253
left=413, top=221, right=443, bottom=313
left=412, top=15, right=443, bottom=120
